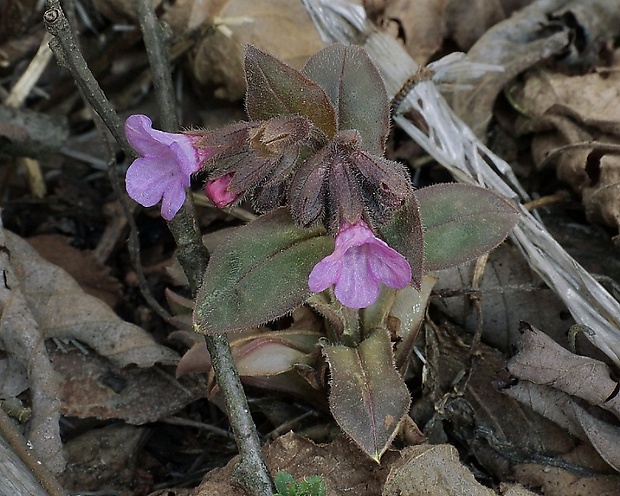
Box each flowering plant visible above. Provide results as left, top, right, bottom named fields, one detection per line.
left=125, top=44, right=518, bottom=461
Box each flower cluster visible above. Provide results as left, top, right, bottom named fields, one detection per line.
left=124, top=45, right=421, bottom=308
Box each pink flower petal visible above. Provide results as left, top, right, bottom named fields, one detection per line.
left=204, top=173, right=239, bottom=207
left=366, top=239, right=412, bottom=289
left=308, top=255, right=341, bottom=293
left=308, top=221, right=412, bottom=308
left=124, top=114, right=215, bottom=220
left=333, top=246, right=381, bottom=308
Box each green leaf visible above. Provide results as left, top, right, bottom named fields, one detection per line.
left=323, top=330, right=410, bottom=462
left=416, top=184, right=519, bottom=271
left=194, top=209, right=333, bottom=334
left=274, top=471, right=296, bottom=496
left=379, top=194, right=425, bottom=290
left=244, top=45, right=337, bottom=137
left=303, top=44, right=390, bottom=155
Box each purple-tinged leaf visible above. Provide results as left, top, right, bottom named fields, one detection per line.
left=416, top=184, right=519, bottom=271
left=193, top=208, right=333, bottom=334
left=232, top=330, right=319, bottom=377
left=379, top=195, right=425, bottom=290
left=323, top=329, right=411, bottom=461
left=244, top=45, right=337, bottom=137
left=303, top=44, right=390, bottom=155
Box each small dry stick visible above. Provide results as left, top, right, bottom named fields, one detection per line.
left=43, top=0, right=172, bottom=322
left=0, top=408, right=67, bottom=496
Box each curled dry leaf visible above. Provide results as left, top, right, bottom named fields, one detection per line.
left=507, top=322, right=620, bottom=420
left=446, top=0, right=570, bottom=137
left=190, top=0, right=326, bottom=100
left=0, top=228, right=63, bottom=473
left=503, top=381, right=620, bottom=475
left=410, top=319, right=620, bottom=492
left=512, top=56, right=620, bottom=241
left=505, top=323, right=620, bottom=473
left=5, top=230, right=178, bottom=368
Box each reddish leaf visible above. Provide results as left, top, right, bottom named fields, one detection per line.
left=244, top=45, right=337, bottom=137
left=303, top=44, right=390, bottom=155
left=323, top=330, right=410, bottom=461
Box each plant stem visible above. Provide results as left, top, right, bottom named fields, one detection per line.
left=132, top=1, right=274, bottom=493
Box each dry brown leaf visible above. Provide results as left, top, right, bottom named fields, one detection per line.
left=196, top=432, right=537, bottom=495
left=425, top=322, right=577, bottom=463
left=502, top=381, right=588, bottom=441
left=383, top=444, right=537, bottom=496
left=0, top=226, right=179, bottom=473
left=0, top=228, right=64, bottom=473
left=513, top=59, right=620, bottom=240
left=447, top=0, right=569, bottom=137
left=189, top=0, right=326, bottom=101
left=504, top=323, right=620, bottom=473
left=58, top=425, right=146, bottom=492
left=506, top=323, right=620, bottom=420
left=365, top=0, right=448, bottom=66
left=6, top=230, right=179, bottom=368
left=52, top=347, right=205, bottom=424
left=27, top=234, right=122, bottom=308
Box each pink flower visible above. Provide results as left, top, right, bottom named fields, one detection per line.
left=125, top=114, right=214, bottom=221
left=308, top=221, right=412, bottom=309
left=204, top=173, right=238, bottom=207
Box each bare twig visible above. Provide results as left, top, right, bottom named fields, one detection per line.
left=43, top=0, right=132, bottom=157
left=133, top=0, right=274, bottom=493
left=43, top=0, right=172, bottom=322
left=134, top=0, right=178, bottom=131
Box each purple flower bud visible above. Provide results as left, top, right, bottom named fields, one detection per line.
left=308, top=221, right=412, bottom=309
left=204, top=173, right=238, bottom=208
left=125, top=114, right=214, bottom=220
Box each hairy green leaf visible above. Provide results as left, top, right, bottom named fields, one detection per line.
left=303, top=44, right=389, bottom=154
left=323, top=330, right=410, bottom=462
left=244, top=45, right=337, bottom=137
left=193, top=209, right=333, bottom=334
left=416, top=184, right=519, bottom=271
left=380, top=194, right=424, bottom=289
